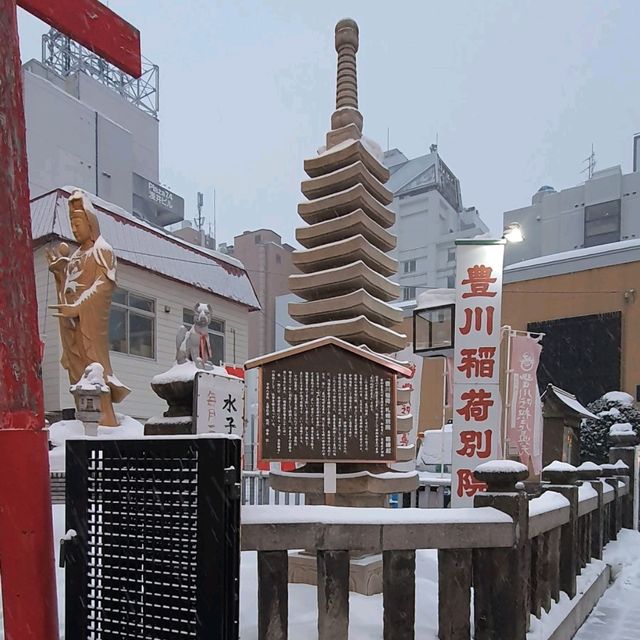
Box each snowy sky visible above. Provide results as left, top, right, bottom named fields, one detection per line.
left=17, top=0, right=640, bottom=247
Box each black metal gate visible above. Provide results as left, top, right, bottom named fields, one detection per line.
left=64, top=435, right=241, bottom=640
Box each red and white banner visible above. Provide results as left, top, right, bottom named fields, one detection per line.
left=506, top=335, right=543, bottom=475
left=451, top=241, right=504, bottom=506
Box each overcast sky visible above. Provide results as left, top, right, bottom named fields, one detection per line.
left=18, top=0, right=640, bottom=247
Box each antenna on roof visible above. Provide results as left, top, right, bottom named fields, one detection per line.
left=430, top=133, right=439, bottom=154
left=213, top=188, right=217, bottom=249
left=386, top=127, right=390, bottom=152
left=582, top=144, right=596, bottom=180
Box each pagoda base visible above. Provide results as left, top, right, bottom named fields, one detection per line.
left=289, top=550, right=383, bottom=596
left=269, top=463, right=419, bottom=505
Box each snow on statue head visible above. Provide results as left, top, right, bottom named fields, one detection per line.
left=175, top=302, right=215, bottom=370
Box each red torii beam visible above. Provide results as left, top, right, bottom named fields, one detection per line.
left=0, top=2, right=140, bottom=638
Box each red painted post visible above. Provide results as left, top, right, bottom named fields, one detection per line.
left=0, top=1, right=59, bottom=638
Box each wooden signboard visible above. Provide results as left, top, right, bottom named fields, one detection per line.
left=257, top=343, right=396, bottom=462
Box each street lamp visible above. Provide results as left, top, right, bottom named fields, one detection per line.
left=503, top=222, right=524, bottom=244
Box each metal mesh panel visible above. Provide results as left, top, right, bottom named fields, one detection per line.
left=65, top=437, right=240, bottom=640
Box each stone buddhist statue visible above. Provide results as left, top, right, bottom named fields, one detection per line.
left=47, top=190, right=130, bottom=426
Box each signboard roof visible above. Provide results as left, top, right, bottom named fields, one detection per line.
left=245, top=336, right=412, bottom=377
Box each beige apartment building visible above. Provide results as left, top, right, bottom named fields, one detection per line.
left=227, top=229, right=297, bottom=358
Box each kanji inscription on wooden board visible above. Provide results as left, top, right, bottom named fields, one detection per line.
left=259, top=344, right=396, bottom=462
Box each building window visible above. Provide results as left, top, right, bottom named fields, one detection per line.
left=584, top=199, right=621, bottom=247
left=182, top=308, right=226, bottom=365
left=109, top=288, right=155, bottom=358
left=275, top=254, right=282, bottom=264
left=447, top=275, right=455, bottom=288
left=447, top=248, right=456, bottom=263
left=402, top=286, right=417, bottom=301
left=403, top=259, right=417, bottom=273
left=255, top=234, right=261, bottom=244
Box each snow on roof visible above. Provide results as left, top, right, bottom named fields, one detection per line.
left=31, top=188, right=260, bottom=309
left=384, top=151, right=437, bottom=194
left=415, top=288, right=456, bottom=311
left=244, top=335, right=413, bottom=376
left=542, top=384, right=599, bottom=419
left=504, top=238, right=640, bottom=281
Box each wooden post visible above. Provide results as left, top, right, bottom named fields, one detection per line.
left=472, top=466, right=530, bottom=640
left=548, top=527, right=561, bottom=603
left=604, top=478, right=619, bottom=541
left=542, top=478, right=578, bottom=599
left=589, top=480, right=604, bottom=559
left=317, top=550, right=349, bottom=640
left=258, top=550, right=289, bottom=640
left=437, top=549, right=472, bottom=640
left=383, top=550, right=416, bottom=640
left=529, top=534, right=549, bottom=618
left=540, top=532, right=552, bottom=613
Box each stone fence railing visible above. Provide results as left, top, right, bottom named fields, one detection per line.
left=240, top=441, right=636, bottom=640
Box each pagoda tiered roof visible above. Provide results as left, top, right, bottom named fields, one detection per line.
left=286, top=18, right=405, bottom=354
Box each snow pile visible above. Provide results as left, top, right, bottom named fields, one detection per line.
left=152, top=361, right=233, bottom=385
left=578, top=483, right=598, bottom=501
left=598, top=407, right=621, bottom=418
left=612, top=459, right=629, bottom=470
left=542, top=460, right=577, bottom=472
left=609, top=422, right=633, bottom=435
left=48, top=414, right=144, bottom=472
left=69, top=362, right=108, bottom=393
left=602, top=391, right=635, bottom=406
left=576, top=461, right=602, bottom=472
left=528, top=491, right=570, bottom=517
left=475, top=459, right=528, bottom=474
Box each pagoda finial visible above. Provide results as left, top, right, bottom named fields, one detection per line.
left=331, top=18, right=363, bottom=133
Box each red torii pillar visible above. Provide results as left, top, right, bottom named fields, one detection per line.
left=0, top=2, right=140, bottom=638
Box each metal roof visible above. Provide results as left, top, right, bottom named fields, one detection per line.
left=31, top=188, right=260, bottom=310
left=384, top=152, right=437, bottom=194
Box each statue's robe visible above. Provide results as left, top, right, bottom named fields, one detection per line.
left=59, top=236, right=130, bottom=403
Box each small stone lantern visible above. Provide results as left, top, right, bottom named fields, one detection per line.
left=70, top=362, right=110, bottom=436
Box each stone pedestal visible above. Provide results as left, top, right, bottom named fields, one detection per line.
left=145, top=378, right=194, bottom=435
left=271, top=465, right=417, bottom=595
left=289, top=551, right=383, bottom=596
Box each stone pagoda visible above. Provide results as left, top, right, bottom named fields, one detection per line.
left=286, top=18, right=406, bottom=354
left=265, top=18, right=417, bottom=595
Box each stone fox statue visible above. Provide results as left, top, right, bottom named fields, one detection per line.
left=176, top=302, right=215, bottom=369
left=47, top=189, right=130, bottom=426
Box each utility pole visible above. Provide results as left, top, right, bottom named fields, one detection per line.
left=0, top=2, right=141, bottom=638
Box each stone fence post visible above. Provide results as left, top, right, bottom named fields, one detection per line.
left=609, top=429, right=638, bottom=530
left=473, top=462, right=529, bottom=640
left=541, top=464, right=579, bottom=599
left=577, top=462, right=603, bottom=560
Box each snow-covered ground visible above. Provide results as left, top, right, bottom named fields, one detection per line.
left=1, top=505, right=638, bottom=638
left=573, top=529, right=640, bottom=640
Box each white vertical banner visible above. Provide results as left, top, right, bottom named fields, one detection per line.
left=451, top=241, right=505, bottom=507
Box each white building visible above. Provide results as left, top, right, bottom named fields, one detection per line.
left=32, top=188, right=260, bottom=422
left=23, top=30, right=183, bottom=228
left=504, top=163, right=640, bottom=266
left=383, top=147, right=489, bottom=301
